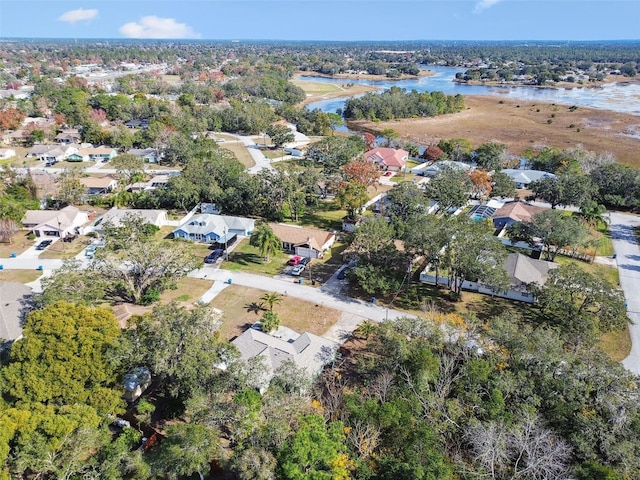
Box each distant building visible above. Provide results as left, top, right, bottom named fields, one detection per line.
left=501, top=169, right=556, bottom=189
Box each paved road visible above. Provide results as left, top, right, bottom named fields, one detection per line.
left=189, top=266, right=412, bottom=323
left=609, top=212, right=640, bottom=375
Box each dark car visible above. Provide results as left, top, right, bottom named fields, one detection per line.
left=35, top=240, right=52, bottom=250
left=299, top=257, right=311, bottom=266
left=205, top=249, right=225, bottom=263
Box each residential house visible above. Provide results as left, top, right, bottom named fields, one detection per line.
left=492, top=200, right=548, bottom=230
left=66, top=151, right=90, bottom=162
left=80, top=176, right=118, bottom=195
left=501, top=169, right=556, bottom=189
left=87, top=146, right=118, bottom=162
left=2, top=130, right=27, bottom=145
left=420, top=160, right=473, bottom=177
left=173, top=214, right=255, bottom=245
left=268, top=223, right=336, bottom=259
left=0, top=148, right=16, bottom=160
left=364, top=147, right=408, bottom=172
left=28, top=144, right=78, bottom=164
left=22, top=205, right=89, bottom=238
left=94, top=208, right=168, bottom=233
left=0, top=282, right=32, bottom=345
left=420, top=252, right=558, bottom=303
left=127, top=174, right=170, bottom=193
left=55, top=129, right=82, bottom=144
left=231, top=326, right=339, bottom=393
left=127, top=147, right=160, bottom=163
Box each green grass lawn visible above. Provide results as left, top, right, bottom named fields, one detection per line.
left=38, top=236, right=93, bottom=259
left=290, top=80, right=346, bottom=96
left=555, top=256, right=619, bottom=287
left=298, top=200, right=346, bottom=232
left=224, top=238, right=290, bottom=276
left=0, top=233, right=34, bottom=258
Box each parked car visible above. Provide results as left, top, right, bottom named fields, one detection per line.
left=291, top=264, right=306, bottom=276
left=299, top=257, right=311, bottom=266
left=384, top=171, right=394, bottom=177
left=35, top=240, right=52, bottom=250
left=287, top=255, right=303, bottom=266
left=205, top=249, right=225, bottom=263
left=337, top=267, right=348, bottom=280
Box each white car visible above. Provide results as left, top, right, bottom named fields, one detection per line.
left=291, top=264, right=306, bottom=276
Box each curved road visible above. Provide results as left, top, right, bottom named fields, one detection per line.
left=609, top=212, right=640, bottom=375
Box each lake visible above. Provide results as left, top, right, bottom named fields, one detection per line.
left=302, top=65, right=640, bottom=117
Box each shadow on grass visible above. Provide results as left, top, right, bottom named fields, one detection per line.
left=393, top=283, right=458, bottom=314
left=465, top=295, right=539, bottom=322
left=228, top=252, right=264, bottom=267
left=246, top=302, right=266, bottom=315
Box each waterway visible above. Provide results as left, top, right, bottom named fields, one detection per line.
left=302, top=65, right=640, bottom=117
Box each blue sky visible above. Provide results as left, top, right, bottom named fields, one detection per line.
left=1, top=1, right=638, bottom=41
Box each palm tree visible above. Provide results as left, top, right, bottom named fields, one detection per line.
left=260, top=291, right=282, bottom=311
left=579, top=200, right=609, bottom=229
left=249, top=223, right=281, bottom=263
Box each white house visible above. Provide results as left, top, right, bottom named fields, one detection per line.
left=22, top=205, right=89, bottom=238
left=419, top=252, right=558, bottom=303
left=231, top=326, right=339, bottom=393
left=501, top=169, right=556, bottom=189
left=172, top=214, right=254, bottom=245
left=127, top=147, right=160, bottom=163
left=94, top=208, right=168, bottom=233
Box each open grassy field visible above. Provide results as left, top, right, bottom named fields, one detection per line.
left=555, top=256, right=620, bottom=287
left=224, top=238, right=291, bottom=276
left=159, top=277, right=213, bottom=305
left=209, top=284, right=340, bottom=341
left=351, top=95, right=640, bottom=168
left=0, top=269, right=42, bottom=284
left=291, top=76, right=379, bottom=106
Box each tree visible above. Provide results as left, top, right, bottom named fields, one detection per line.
left=380, top=128, right=398, bottom=147
left=385, top=182, right=430, bottom=234
left=425, top=167, right=471, bottom=212
left=260, top=291, right=282, bottom=311
left=149, top=423, right=220, bottom=480
left=443, top=217, right=509, bottom=296
left=590, top=163, right=640, bottom=210
left=56, top=168, right=86, bottom=206
left=260, top=310, right=280, bottom=334
left=92, top=225, right=199, bottom=305
left=438, top=138, right=472, bottom=163
left=234, top=447, right=277, bottom=480
left=490, top=170, right=517, bottom=198
left=342, top=159, right=380, bottom=188
left=335, top=181, right=368, bottom=219
left=1, top=301, right=123, bottom=413
left=474, top=142, right=508, bottom=171
left=0, top=218, right=19, bottom=243
left=530, top=174, right=592, bottom=209
left=266, top=124, right=295, bottom=148
left=37, top=259, right=106, bottom=307
left=469, top=169, right=493, bottom=200
left=529, top=264, right=628, bottom=348
left=122, top=302, right=232, bottom=397
left=422, top=145, right=445, bottom=162
left=250, top=223, right=282, bottom=263
left=579, top=200, right=608, bottom=228
left=362, top=132, right=376, bottom=150
left=404, top=215, right=451, bottom=285
left=110, top=153, right=146, bottom=185
left=507, top=210, right=588, bottom=261
left=307, top=135, right=366, bottom=174
left=278, top=415, right=353, bottom=480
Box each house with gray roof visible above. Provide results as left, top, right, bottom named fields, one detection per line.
left=22, top=205, right=89, bottom=238
left=501, top=169, right=556, bottom=189
left=0, top=282, right=32, bottom=345
left=172, top=214, right=254, bottom=245
left=231, top=326, right=339, bottom=393
left=420, top=252, right=557, bottom=303
left=94, top=208, right=168, bottom=233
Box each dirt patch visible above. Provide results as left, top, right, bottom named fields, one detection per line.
left=210, top=284, right=340, bottom=341
left=351, top=95, right=640, bottom=168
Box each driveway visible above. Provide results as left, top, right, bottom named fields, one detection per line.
left=609, top=212, right=640, bottom=375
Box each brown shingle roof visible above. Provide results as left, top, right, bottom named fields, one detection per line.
left=268, top=223, right=335, bottom=251
left=492, top=201, right=547, bottom=223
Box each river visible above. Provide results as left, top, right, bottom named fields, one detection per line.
left=302, top=65, right=640, bottom=117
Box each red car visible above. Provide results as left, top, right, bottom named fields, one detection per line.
left=384, top=171, right=394, bottom=176
left=287, top=255, right=303, bottom=266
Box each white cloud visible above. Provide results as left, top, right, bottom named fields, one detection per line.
left=474, top=0, right=504, bottom=13
left=119, top=16, right=201, bottom=39
left=58, top=8, right=98, bottom=24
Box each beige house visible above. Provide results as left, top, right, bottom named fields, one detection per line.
left=80, top=176, right=118, bottom=195
left=268, top=223, right=336, bottom=259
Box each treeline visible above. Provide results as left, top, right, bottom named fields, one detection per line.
left=344, top=87, right=465, bottom=121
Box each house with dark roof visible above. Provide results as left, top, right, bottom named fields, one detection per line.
left=127, top=147, right=160, bottom=163
left=231, top=326, right=339, bottom=393
left=268, top=223, right=336, bottom=259
left=492, top=200, right=548, bottom=230
left=55, top=129, right=82, bottom=144
left=364, top=147, right=408, bottom=172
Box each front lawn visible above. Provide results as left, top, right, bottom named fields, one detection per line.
left=159, top=277, right=214, bottom=305
left=209, top=284, right=340, bottom=341
left=298, top=200, right=346, bottom=232
left=38, top=236, right=93, bottom=259
left=219, top=141, right=255, bottom=168
left=0, top=233, right=34, bottom=258
left=224, top=238, right=291, bottom=276
left=0, top=270, right=42, bottom=284
left=555, top=256, right=619, bottom=287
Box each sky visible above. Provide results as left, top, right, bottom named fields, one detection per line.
left=0, top=0, right=638, bottom=42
